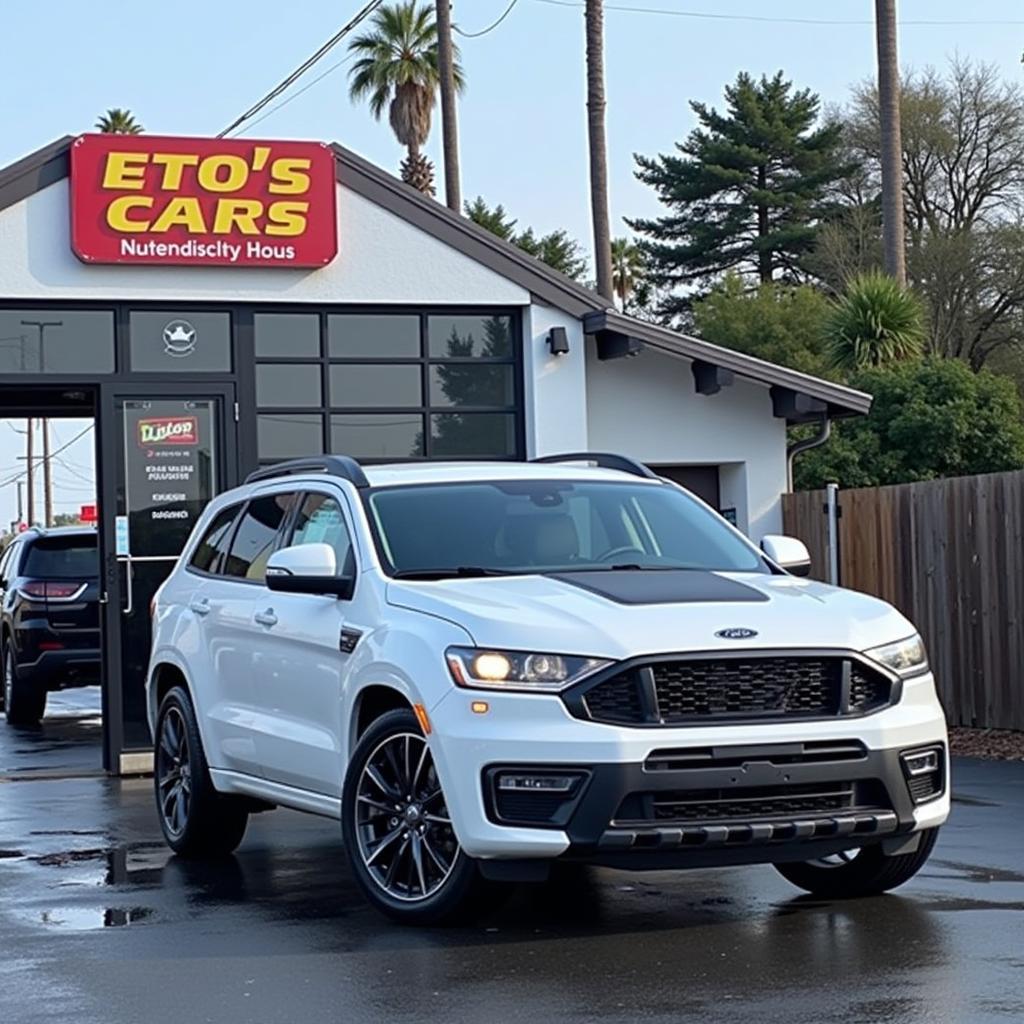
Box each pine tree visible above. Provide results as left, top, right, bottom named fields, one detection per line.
left=629, top=71, right=854, bottom=316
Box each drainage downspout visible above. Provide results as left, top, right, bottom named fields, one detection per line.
left=786, top=413, right=831, bottom=492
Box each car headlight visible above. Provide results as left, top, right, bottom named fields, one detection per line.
left=445, top=646, right=610, bottom=692
left=864, top=633, right=928, bottom=677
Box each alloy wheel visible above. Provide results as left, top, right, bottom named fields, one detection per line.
left=807, top=849, right=861, bottom=868
left=354, top=732, right=459, bottom=902
left=156, top=707, right=192, bottom=838
left=3, top=649, right=12, bottom=711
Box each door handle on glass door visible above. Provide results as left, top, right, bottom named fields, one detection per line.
left=254, top=609, right=278, bottom=627
left=189, top=599, right=211, bottom=617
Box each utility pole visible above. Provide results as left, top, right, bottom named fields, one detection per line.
left=875, top=0, right=906, bottom=285
left=585, top=0, right=614, bottom=302
left=42, top=419, right=53, bottom=527
left=26, top=418, right=35, bottom=527
left=436, top=0, right=462, bottom=213
left=16, top=481, right=24, bottom=530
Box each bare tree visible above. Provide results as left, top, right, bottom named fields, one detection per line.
left=875, top=0, right=906, bottom=284
left=585, top=0, right=614, bottom=302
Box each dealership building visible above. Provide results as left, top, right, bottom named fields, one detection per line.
left=0, top=134, right=870, bottom=771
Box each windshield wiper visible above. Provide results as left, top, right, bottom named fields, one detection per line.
left=391, top=566, right=517, bottom=581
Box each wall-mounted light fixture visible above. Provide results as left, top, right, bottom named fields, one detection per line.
left=547, top=326, right=570, bottom=356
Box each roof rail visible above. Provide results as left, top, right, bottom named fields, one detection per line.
left=529, top=452, right=660, bottom=480
left=245, top=456, right=370, bottom=488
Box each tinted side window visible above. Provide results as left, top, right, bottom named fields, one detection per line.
left=223, top=494, right=294, bottom=582
left=0, top=543, right=15, bottom=584
left=189, top=504, right=242, bottom=574
left=290, top=494, right=354, bottom=575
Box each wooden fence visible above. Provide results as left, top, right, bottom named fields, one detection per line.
left=783, top=470, right=1024, bottom=731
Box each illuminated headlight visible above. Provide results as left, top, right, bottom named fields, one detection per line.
left=864, top=633, right=928, bottom=676
left=445, top=646, right=610, bottom=692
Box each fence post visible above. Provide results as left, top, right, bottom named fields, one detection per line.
left=826, top=482, right=840, bottom=585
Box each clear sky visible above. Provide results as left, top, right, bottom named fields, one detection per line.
left=1, top=0, right=1023, bottom=526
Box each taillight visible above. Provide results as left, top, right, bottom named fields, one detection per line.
left=19, top=581, right=87, bottom=602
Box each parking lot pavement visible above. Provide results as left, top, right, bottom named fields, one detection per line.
left=0, top=758, right=1021, bottom=1024
left=0, top=687, right=103, bottom=779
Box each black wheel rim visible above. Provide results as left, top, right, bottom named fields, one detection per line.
left=3, top=650, right=13, bottom=711
left=156, top=707, right=192, bottom=838
left=354, top=732, right=459, bottom=902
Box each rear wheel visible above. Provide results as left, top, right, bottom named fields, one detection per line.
left=3, top=644, right=47, bottom=725
left=154, top=686, right=249, bottom=857
left=342, top=708, right=499, bottom=925
left=774, top=829, right=939, bottom=898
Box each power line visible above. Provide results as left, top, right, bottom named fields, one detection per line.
left=0, top=424, right=94, bottom=491
left=229, top=53, right=355, bottom=137
left=455, top=0, right=521, bottom=37
left=218, top=0, right=385, bottom=138
left=531, top=0, right=1024, bottom=26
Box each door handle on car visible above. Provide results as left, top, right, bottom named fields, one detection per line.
left=189, top=599, right=211, bottom=617
left=254, top=609, right=278, bottom=628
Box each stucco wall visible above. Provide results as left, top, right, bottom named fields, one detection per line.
left=0, top=180, right=531, bottom=306
left=584, top=343, right=787, bottom=541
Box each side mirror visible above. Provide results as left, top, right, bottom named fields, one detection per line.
left=761, top=535, right=812, bottom=577
left=265, top=543, right=354, bottom=598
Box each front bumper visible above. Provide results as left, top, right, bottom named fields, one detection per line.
left=427, top=670, right=950, bottom=863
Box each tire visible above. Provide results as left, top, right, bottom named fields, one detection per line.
left=774, top=828, right=940, bottom=898
left=341, top=708, right=498, bottom=925
left=3, top=643, right=47, bottom=726
left=154, top=685, right=249, bottom=857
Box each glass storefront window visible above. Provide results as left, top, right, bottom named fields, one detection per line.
left=129, top=311, right=232, bottom=372
left=258, top=413, right=324, bottom=459
left=254, top=313, right=320, bottom=358
left=256, top=364, right=322, bottom=407
left=429, top=364, right=514, bottom=407
left=328, top=314, right=419, bottom=358
left=331, top=414, right=424, bottom=459
left=428, top=315, right=513, bottom=358
left=430, top=412, right=517, bottom=457
left=330, top=364, right=422, bottom=408
left=0, top=309, right=114, bottom=373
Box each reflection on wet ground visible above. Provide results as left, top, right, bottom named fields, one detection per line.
left=0, top=686, right=103, bottom=779
left=0, top=757, right=1021, bottom=1023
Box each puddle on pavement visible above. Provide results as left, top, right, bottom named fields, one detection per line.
left=0, top=849, right=25, bottom=859
left=931, top=860, right=1024, bottom=884
left=32, top=905, right=155, bottom=930
left=29, top=843, right=172, bottom=888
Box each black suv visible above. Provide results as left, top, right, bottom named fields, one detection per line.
left=0, top=527, right=100, bottom=724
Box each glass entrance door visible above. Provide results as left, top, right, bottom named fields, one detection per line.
left=98, top=386, right=236, bottom=773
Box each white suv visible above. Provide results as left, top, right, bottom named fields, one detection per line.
left=147, top=454, right=949, bottom=924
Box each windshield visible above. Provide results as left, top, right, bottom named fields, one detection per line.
left=366, top=480, right=766, bottom=576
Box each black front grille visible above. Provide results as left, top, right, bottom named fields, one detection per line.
left=614, top=780, right=889, bottom=826
left=578, top=655, right=895, bottom=726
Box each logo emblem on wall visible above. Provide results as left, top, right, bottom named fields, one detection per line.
left=138, top=416, right=199, bottom=447
left=162, top=320, right=197, bottom=357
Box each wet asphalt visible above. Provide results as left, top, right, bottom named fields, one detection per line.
left=1, top=692, right=1022, bottom=1024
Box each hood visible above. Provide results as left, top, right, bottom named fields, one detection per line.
left=385, top=570, right=915, bottom=660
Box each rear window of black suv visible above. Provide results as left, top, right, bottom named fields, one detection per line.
left=23, top=535, right=98, bottom=578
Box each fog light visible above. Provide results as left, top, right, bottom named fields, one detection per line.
left=497, top=773, right=577, bottom=793
left=902, top=749, right=939, bottom=776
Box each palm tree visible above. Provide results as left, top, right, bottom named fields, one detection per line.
left=611, top=237, right=644, bottom=311
left=875, top=0, right=906, bottom=284
left=825, top=272, right=924, bottom=371
left=348, top=2, right=464, bottom=196
left=585, top=0, right=613, bottom=302
left=95, top=109, right=144, bottom=134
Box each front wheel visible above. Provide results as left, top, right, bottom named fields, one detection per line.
left=774, top=828, right=939, bottom=898
left=154, top=686, right=249, bottom=857
left=341, top=708, right=497, bottom=925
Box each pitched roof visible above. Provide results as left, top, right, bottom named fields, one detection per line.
left=0, top=136, right=870, bottom=419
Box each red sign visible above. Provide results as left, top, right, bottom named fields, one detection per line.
left=70, top=134, right=337, bottom=268
left=138, top=416, right=198, bottom=447
left=79, top=504, right=97, bottom=523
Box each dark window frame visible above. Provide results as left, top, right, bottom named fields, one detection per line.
left=219, top=492, right=298, bottom=586
left=186, top=501, right=245, bottom=578
left=253, top=307, right=525, bottom=464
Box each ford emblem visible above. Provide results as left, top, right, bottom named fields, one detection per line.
left=715, top=628, right=758, bottom=640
